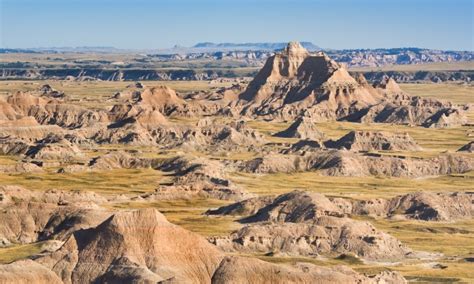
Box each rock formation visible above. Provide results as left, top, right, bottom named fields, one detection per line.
left=240, top=150, right=473, bottom=178
left=144, top=155, right=250, bottom=200
left=0, top=207, right=406, bottom=283
left=353, top=192, right=474, bottom=221
left=36, top=208, right=224, bottom=283
left=6, top=91, right=108, bottom=128
left=211, top=256, right=406, bottom=284
left=458, top=141, right=474, bottom=153
left=211, top=190, right=474, bottom=223
left=326, top=131, right=422, bottom=151
left=274, top=116, right=326, bottom=140
left=233, top=42, right=468, bottom=128
left=0, top=186, right=110, bottom=246
left=209, top=191, right=411, bottom=261
left=237, top=42, right=382, bottom=121
left=24, top=133, right=86, bottom=162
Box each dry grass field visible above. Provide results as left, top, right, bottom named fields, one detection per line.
left=0, top=79, right=473, bottom=282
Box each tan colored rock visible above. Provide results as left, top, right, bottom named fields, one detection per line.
left=210, top=216, right=410, bottom=261
left=353, top=192, right=474, bottom=221
left=0, top=162, right=44, bottom=174
left=241, top=150, right=473, bottom=178
left=24, top=134, right=86, bottom=162
left=0, top=260, right=63, bottom=284
left=6, top=91, right=109, bottom=128
left=237, top=42, right=382, bottom=121
left=37, top=208, right=224, bottom=283
left=211, top=256, right=406, bottom=284
left=239, top=190, right=352, bottom=223
left=326, top=131, right=422, bottom=151
left=274, top=116, right=326, bottom=141
left=144, top=155, right=250, bottom=200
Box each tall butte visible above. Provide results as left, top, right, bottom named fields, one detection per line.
left=237, top=41, right=382, bottom=121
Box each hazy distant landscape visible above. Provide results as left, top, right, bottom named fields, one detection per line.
left=2, top=43, right=473, bottom=84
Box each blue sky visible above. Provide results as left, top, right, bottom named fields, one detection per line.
left=1, top=0, right=473, bottom=50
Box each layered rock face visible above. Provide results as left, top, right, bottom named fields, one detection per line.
left=240, top=150, right=473, bottom=178
left=143, top=155, right=250, bottom=200
left=353, top=192, right=474, bottom=221
left=212, top=256, right=406, bottom=284
left=36, top=208, right=224, bottom=283
left=5, top=91, right=109, bottom=129
left=274, top=116, right=326, bottom=140
left=237, top=42, right=382, bottom=121
left=0, top=186, right=110, bottom=246
left=211, top=190, right=474, bottom=223
left=234, top=42, right=468, bottom=128
left=209, top=191, right=411, bottom=262
left=326, top=131, right=422, bottom=151
left=0, top=207, right=406, bottom=283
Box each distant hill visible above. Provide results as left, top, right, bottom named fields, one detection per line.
left=0, top=47, right=122, bottom=54
left=0, top=48, right=41, bottom=54
left=192, top=42, right=320, bottom=51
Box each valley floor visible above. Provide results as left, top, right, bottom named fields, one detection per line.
left=0, top=80, right=473, bottom=283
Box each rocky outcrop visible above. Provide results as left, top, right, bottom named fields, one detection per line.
left=88, top=151, right=150, bottom=170
left=353, top=192, right=474, bottom=221
left=359, top=93, right=468, bottom=128
left=209, top=191, right=411, bottom=262
left=0, top=260, right=63, bottom=284
left=237, top=42, right=382, bottom=121
left=326, top=131, right=422, bottom=151
left=231, top=42, right=468, bottom=128
left=210, top=217, right=411, bottom=261
left=39, top=84, right=65, bottom=99
left=282, top=139, right=323, bottom=154
left=206, top=196, right=274, bottom=216
left=36, top=208, right=224, bottom=283
left=0, top=186, right=111, bottom=246
left=0, top=162, right=44, bottom=174
left=145, top=155, right=249, bottom=200
left=24, top=134, right=86, bottom=162
left=458, top=141, right=474, bottom=153
left=274, top=116, right=326, bottom=141
left=238, top=191, right=352, bottom=223
left=211, top=256, right=406, bottom=284
left=0, top=136, right=31, bottom=155
left=0, top=207, right=406, bottom=283
left=240, top=150, right=474, bottom=178
left=211, top=190, right=474, bottom=223
left=6, top=91, right=109, bottom=129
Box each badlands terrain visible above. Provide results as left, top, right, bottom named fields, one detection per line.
left=0, top=42, right=473, bottom=283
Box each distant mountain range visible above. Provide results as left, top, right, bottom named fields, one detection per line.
left=1, top=43, right=473, bottom=69
left=0, top=46, right=121, bottom=54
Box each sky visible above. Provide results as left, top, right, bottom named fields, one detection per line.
left=1, top=0, right=473, bottom=51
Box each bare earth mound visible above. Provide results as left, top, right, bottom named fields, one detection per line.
left=274, top=116, right=326, bottom=141
left=325, top=130, right=422, bottom=151
left=209, top=191, right=412, bottom=262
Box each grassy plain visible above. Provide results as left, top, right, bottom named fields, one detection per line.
left=0, top=79, right=473, bottom=282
